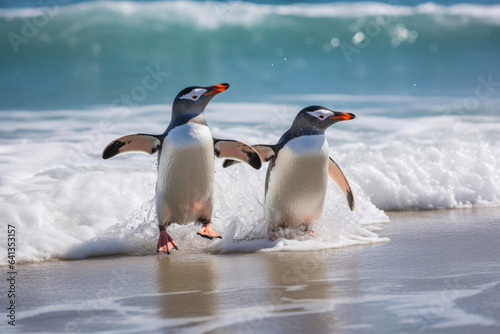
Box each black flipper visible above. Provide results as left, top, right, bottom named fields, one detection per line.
left=102, top=134, right=162, bottom=159
left=213, top=138, right=262, bottom=169
left=222, top=144, right=277, bottom=168
left=328, top=157, right=355, bottom=211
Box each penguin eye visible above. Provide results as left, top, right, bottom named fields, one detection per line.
left=307, top=109, right=333, bottom=120
left=179, top=88, right=207, bottom=101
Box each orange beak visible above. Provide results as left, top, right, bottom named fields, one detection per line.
left=329, top=112, right=356, bottom=121
left=203, top=83, right=230, bottom=95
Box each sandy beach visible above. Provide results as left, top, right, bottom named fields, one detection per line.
left=2, top=207, right=499, bottom=333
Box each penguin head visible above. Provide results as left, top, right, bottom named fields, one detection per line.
left=172, top=83, right=229, bottom=115
left=292, top=105, right=356, bottom=132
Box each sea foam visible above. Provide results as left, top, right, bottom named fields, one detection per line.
left=1, top=99, right=499, bottom=265
left=2, top=1, right=500, bottom=24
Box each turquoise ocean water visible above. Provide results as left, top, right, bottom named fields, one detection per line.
left=1, top=0, right=499, bottom=108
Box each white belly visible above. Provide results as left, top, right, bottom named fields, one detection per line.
left=265, top=135, right=329, bottom=228
left=156, top=123, right=215, bottom=225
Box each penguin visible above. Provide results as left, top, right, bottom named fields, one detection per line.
left=223, top=105, right=355, bottom=240
left=102, top=83, right=262, bottom=254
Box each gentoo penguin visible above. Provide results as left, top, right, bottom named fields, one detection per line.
left=223, top=106, right=355, bottom=240
left=102, top=83, right=262, bottom=254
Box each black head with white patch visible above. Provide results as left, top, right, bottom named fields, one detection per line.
left=290, top=105, right=356, bottom=133
left=172, top=83, right=229, bottom=116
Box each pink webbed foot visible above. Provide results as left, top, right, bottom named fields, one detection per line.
left=157, top=230, right=178, bottom=254
left=197, top=223, right=222, bottom=240
left=269, top=232, right=278, bottom=242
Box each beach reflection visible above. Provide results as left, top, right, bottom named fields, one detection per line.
left=264, top=251, right=337, bottom=331
left=153, top=248, right=362, bottom=332
left=155, top=253, right=219, bottom=319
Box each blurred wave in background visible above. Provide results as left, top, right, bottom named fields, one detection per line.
left=1, top=0, right=499, bottom=108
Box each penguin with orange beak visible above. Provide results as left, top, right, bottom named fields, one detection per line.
left=224, top=106, right=355, bottom=240
left=102, top=84, right=262, bottom=253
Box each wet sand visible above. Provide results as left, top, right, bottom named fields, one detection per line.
left=3, top=207, right=500, bottom=333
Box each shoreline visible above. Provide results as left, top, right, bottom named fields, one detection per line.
left=2, top=206, right=500, bottom=333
